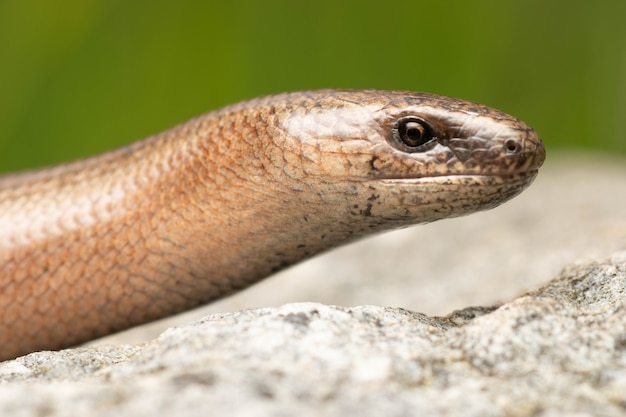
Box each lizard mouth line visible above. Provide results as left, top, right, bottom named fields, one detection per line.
left=376, top=169, right=539, bottom=184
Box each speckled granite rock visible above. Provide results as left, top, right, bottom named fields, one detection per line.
left=1, top=252, right=625, bottom=417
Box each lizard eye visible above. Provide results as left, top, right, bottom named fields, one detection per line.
left=392, top=117, right=436, bottom=151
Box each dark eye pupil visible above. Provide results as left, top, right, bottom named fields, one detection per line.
left=405, top=123, right=423, bottom=142
left=398, top=119, right=433, bottom=148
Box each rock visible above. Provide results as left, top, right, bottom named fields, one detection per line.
left=1, top=252, right=626, bottom=417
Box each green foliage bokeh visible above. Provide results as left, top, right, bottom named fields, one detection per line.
left=0, top=0, right=624, bottom=173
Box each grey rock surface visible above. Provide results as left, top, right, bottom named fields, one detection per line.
left=1, top=252, right=626, bottom=416
left=1, top=153, right=626, bottom=416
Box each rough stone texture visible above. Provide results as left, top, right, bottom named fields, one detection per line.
left=1, top=253, right=626, bottom=416
left=1, top=153, right=626, bottom=416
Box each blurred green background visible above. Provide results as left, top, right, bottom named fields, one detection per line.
left=0, top=0, right=624, bottom=173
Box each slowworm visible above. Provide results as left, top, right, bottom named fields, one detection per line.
left=0, top=90, right=545, bottom=361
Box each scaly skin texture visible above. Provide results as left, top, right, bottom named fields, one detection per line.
left=0, top=90, right=545, bottom=361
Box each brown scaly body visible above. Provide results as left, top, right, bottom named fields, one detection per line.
left=0, top=90, right=545, bottom=360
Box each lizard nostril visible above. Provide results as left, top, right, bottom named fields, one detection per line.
left=504, top=139, right=521, bottom=154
